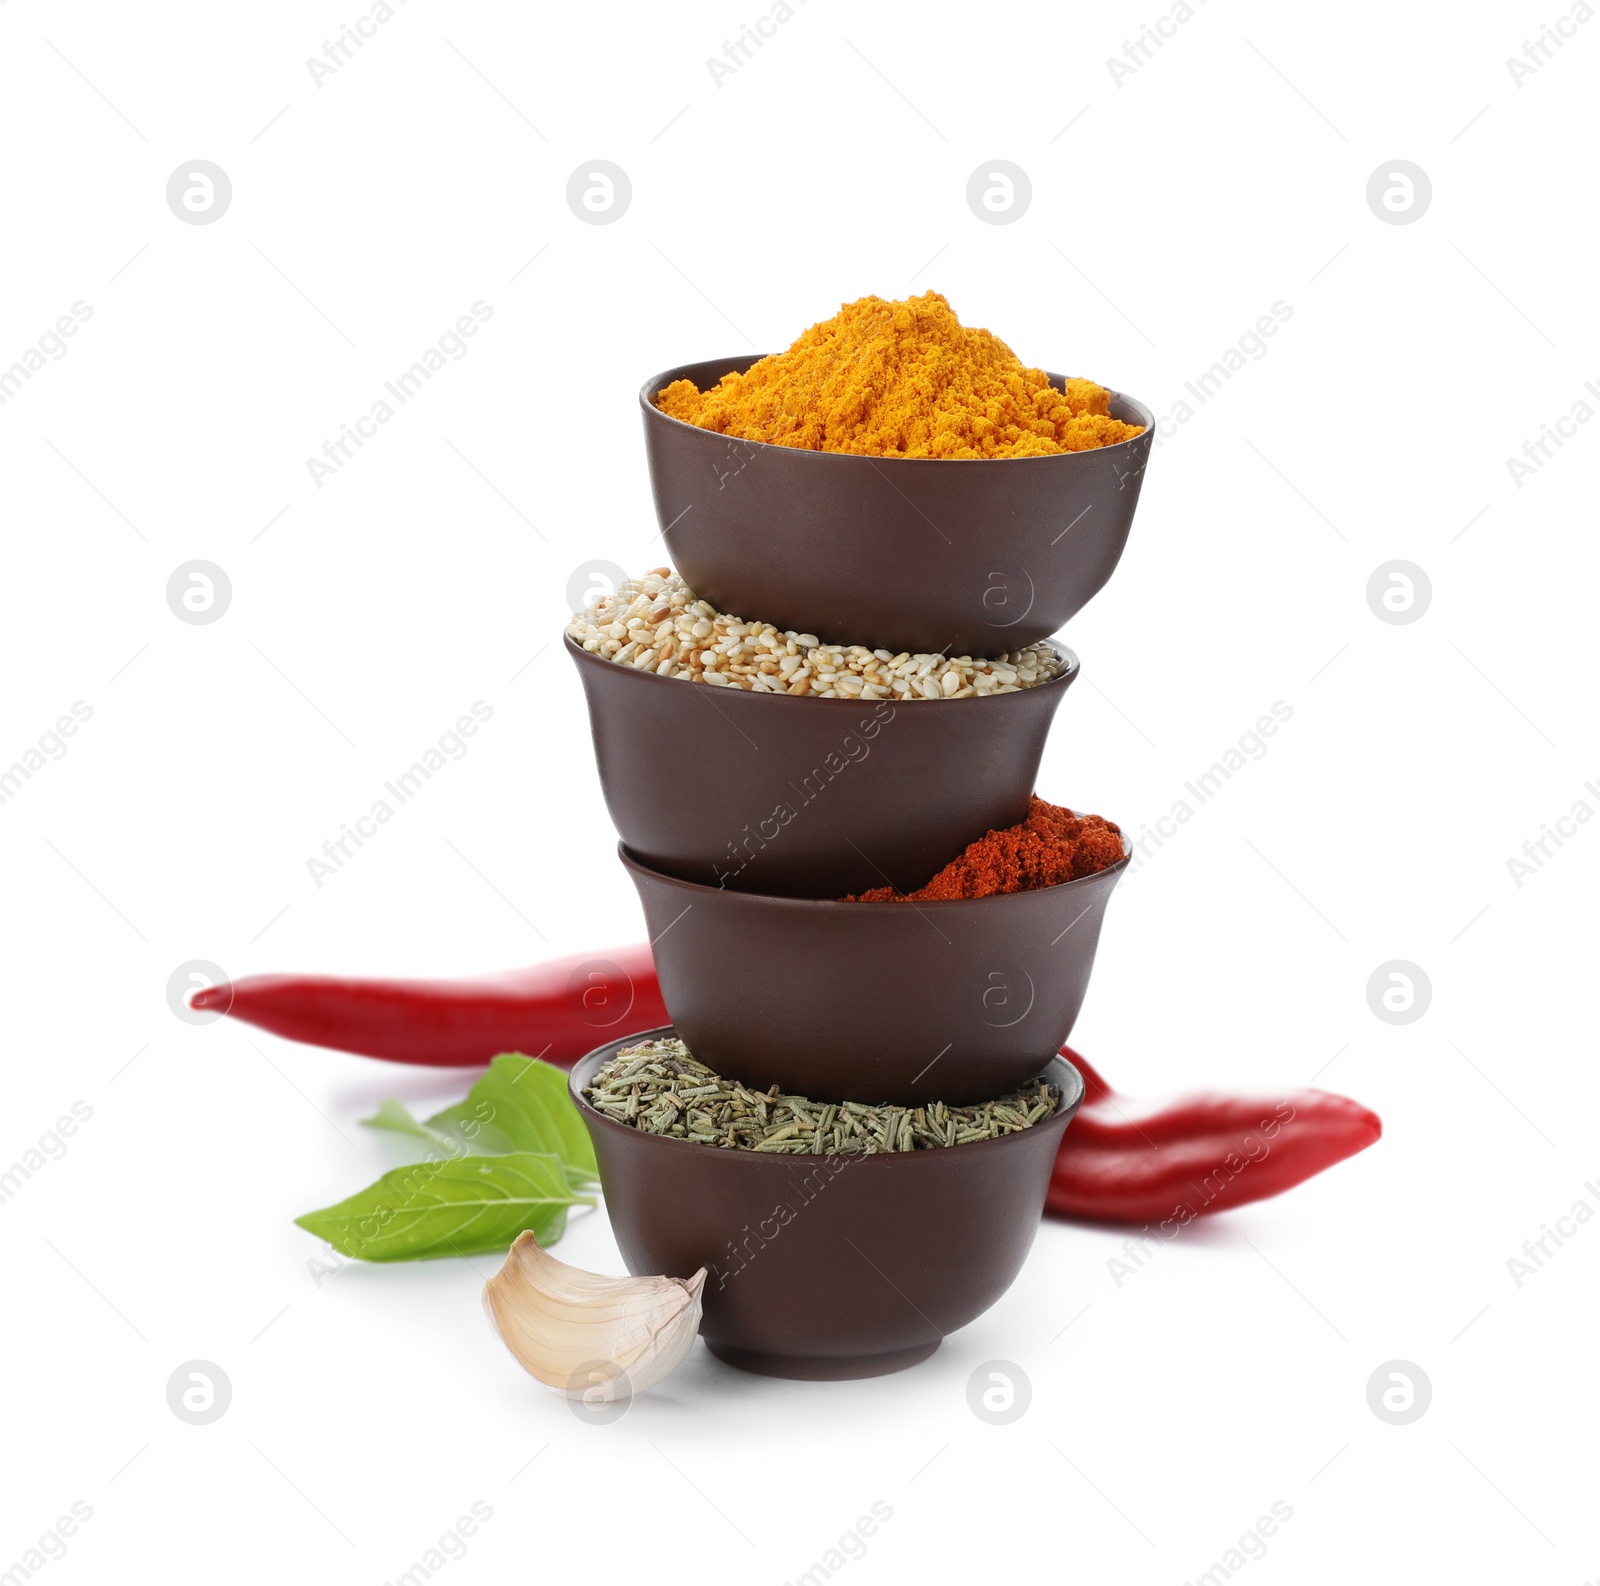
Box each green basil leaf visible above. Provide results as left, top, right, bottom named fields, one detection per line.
left=360, top=1097, right=453, bottom=1149
left=362, top=1054, right=598, bottom=1183
left=294, top=1151, right=592, bottom=1262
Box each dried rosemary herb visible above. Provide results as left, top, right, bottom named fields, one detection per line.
left=584, top=1038, right=1060, bottom=1155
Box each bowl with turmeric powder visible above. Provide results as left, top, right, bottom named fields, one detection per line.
left=643, top=292, right=1153, bottom=656
left=618, top=798, right=1128, bottom=1106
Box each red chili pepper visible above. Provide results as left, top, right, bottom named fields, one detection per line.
left=188, top=945, right=666, bottom=1067
left=1046, top=1046, right=1382, bottom=1226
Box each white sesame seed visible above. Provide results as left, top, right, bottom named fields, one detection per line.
left=569, top=572, right=1065, bottom=699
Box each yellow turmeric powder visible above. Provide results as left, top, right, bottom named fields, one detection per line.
left=656, top=292, right=1144, bottom=459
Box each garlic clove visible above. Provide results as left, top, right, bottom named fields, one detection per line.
left=483, top=1231, right=706, bottom=1400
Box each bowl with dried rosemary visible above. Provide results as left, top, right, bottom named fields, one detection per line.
left=571, top=1028, right=1085, bottom=1381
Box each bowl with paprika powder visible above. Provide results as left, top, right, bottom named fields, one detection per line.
left=641, top=294, right=1153, bottom=657
left=618, top=799, right=1129, bottom=1106
left=566, top=634, right=1079, bottom=899
left=571, top=1029, right=1086, bottom=1379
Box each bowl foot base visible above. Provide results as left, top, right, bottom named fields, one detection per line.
left=706, top=1339, right=939, bottom=1380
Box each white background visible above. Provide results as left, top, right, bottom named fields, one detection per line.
left=2, top=0, right=1596, bottom=1581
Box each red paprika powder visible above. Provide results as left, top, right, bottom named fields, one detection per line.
left=847, top=796, right=1124, bottom=902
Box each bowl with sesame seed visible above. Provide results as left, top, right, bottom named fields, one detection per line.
left=566, top=569, right=1079, bottom=897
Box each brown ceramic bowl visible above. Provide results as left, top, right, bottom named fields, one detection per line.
left=621, top=842, right=1126, bottom=1105
left=567, top=635, right=1077, bottom=898
left=641, top=356, right=1154, bottom=657
left=572, top=1031, right=1084, bottom=1380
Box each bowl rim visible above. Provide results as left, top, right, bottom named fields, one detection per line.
left=638, top=355, right=1155, bottom=463
left=570, top=1029, right=1085, bottom=1163
left=617, top=835, right=1131, bottom=908
left=563, top=631, right=1081, bottom=703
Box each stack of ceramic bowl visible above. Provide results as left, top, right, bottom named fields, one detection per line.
left=567, top=355, right=1154, bottom=1381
